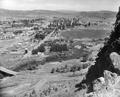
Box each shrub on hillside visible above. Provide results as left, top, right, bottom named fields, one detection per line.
left=32, top=49, right=38, bottom=55
left=50, top=43, right=68, bottom=52
left=50, top=63, right=89, bottom=74
left=13, top=30, right=23, bottom=35
left=32, top=44, right=45, bottom=55
left=37, top=44, right=45, bottom=52
left=34, top=33, right=45, bottom=40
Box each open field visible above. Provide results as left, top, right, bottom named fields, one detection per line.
left=61, top=29, right=110, bottom=39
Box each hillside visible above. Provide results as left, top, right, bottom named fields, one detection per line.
left=0, top=8, right=117, bottom=20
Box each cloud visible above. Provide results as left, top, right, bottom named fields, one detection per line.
left=0, top=0, right=119, bottom=11
left=1, top=0, right=16, bottom=9
left=0, top=0, right=80, bottom=10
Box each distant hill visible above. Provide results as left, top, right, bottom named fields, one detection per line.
left=79, top=11, right=117, bottom=19
left=0, top=8, right=117, bottom=20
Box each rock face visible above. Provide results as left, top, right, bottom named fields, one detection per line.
left=82, top=7, right=120, bottom=92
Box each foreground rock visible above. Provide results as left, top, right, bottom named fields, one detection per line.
left=86, top=70, right=120, bottom=97
left=0, top=66, right=18, bottom=79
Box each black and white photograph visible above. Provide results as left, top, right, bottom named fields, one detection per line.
left=0, top=0, right=120, bottom=97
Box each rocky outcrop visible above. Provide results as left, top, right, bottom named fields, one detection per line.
left=80, top=7, right=120, bottom=92
left=0, top=66, right=17, bottom=79
left=86, top=70, right=120, bottom=97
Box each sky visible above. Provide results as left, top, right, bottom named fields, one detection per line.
left=0, top=0, right=120, bottom=11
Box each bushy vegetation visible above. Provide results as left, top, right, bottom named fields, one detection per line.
left=34, top=33, right=45, bottom=40
left=51, top=63, right=89, bottom=74
left=50, top=43, right=68, bottom=52
left=13, top=30, right=23, bottom=35
left=32, top=43, right=68, bottom=55
left=32, top=39, right=69, bottom=55
left=32, top=44, right=45, bottom=54
left=14, top=60, right=39, bottom=71
left=37, top=80, right=75, bottom=97
left=12, top=57, right=45, bottom=71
